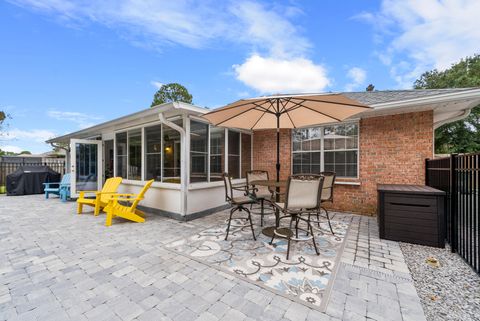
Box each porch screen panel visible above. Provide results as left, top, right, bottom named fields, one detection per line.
left=228, top=130, right=240, bottom=178
left=210, top=127, right=224, bottom=182
left=163, top=120, right=182, bottom=183
left=115, top=132, right=127, bottom=178
left=128, top=129, right=142, bottom=180
left=190, top=121, right=208, bottom=183
left=145, top=125, right=162, bottom=181
left=241, top=133, right=252, bottom=178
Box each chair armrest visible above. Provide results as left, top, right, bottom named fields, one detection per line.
left=271, top=190, right=285, bottom=196
left=112, top=197, right=143, bottom=201
left=79, top=190, right=101, bottom=194
left=96, top=191, right=122, bottom=194
left=107, top=193, right=138, bottom=200
left=108, top=193, right=136, bottom=197
left=43, top=182, right=60, bottom=187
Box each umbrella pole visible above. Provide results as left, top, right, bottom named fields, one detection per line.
left=276, top=111, right=280, bottom=202
left=276, top=115, right=280, bottom=183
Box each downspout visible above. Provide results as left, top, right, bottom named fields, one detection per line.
left=50, top=142, right=70, bottom=174
left=158, top=112, right=188, bottom=218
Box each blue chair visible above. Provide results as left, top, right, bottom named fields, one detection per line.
left=44, top=173, right=71, bottom=202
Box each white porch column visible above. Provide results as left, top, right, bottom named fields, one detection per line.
left=159, top=112, right=188, bottom=217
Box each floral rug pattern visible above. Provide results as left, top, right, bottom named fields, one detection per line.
left=166, top=214, right=350, bottom=307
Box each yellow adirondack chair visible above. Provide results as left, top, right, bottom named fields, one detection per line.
left=105, top=179, right=154, bottom=226
left=77, top=177, right=123, bottom=215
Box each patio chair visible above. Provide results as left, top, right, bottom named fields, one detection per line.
left=223, top=173, right=256, bottom=241
left=105, top=179, right=154, bottom=226
left=77, top=177, right=122, bottom=215
left=246, top=170, right=274, bottom=227
left=319, top=171, right=336, bottom=235
left=44, top=173, right=71, bottom=202
left=269, top=174, right=324, bottom=260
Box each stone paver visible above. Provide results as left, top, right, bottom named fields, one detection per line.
left=0, top=195, right=426, bottom=320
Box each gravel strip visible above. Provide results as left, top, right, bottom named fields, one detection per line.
left=400, top=243, right=480, bottom=321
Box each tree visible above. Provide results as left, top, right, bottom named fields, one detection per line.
left=151, top=83, right=193, bottom=107
left=414, top=54, right=480, bottom=154
left=19, top=150, right=32, bottom=155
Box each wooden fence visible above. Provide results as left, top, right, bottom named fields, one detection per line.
left=0, top=160, right=66, bottom=188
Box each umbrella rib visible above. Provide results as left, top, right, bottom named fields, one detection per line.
left=250, top=107, right=269, bottom=130
left=278, top=98, right=296, bottom=128
left=281, top=99, right=306, bottom=113
left=279, top=98, right=290, bottom=114
left=252, top=102, right=276, bottom=114
left=214, top=107, right=260, bottom=127
left=284, top=109, right=297, bottom=128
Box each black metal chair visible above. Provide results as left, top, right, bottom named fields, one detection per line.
left=319, top=171, right=336, bottom=235
left=222, top=173, right=256, bottom=241
left=246, top=170, right=274, bottom=227
left=269, top=174, right=324, bottom=260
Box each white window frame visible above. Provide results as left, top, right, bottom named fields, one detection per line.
left=291, top=121, right=360, bottom=179
left=187, top=117, right=252, bottom=184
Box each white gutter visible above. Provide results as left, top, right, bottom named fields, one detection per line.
left=158, top=112, right=188, bottom=217
left=370, top=88, right=480, bottom=109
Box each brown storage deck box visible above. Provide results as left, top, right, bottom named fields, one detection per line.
left=377, top=184, right=446, bottom=248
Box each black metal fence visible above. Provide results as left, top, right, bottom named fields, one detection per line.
left=0, top=160, right=66, bottom=188
left=426, top=154, right=479, bottom=274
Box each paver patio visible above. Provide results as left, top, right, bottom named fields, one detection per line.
left=0, top=195, right=426, bottom=321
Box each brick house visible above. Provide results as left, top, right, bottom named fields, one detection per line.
left=48, top=88, right=480, bottom=218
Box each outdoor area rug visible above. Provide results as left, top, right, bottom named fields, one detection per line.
left=166, top=212, right=351, bottom=310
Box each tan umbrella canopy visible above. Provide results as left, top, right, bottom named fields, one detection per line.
left=202, top=93, right=371, bottom=181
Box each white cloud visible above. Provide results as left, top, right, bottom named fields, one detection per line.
left=359, top=0, right=480, bottom=87
left=0, top=145, right=23, bottom=154
left=233, top=55, right=330, bottom=93
left=229, top=1, right=310, bottom=58
left=150, top=81, right=163, bottom=90
left=9, top=0, right=330, bottom=93
left=0, top=128, right=56, bottom=143
left=344, top=67, right=367, bottom=92
left=47, top=110, right=102, bottom=129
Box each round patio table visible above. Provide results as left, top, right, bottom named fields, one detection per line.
left=249, top=179, right=287, bottom=237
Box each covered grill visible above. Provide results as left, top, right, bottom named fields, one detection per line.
left=6, top=166, right=61, bottom=196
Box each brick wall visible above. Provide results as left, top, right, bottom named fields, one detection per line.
left=252, top=129, right=292, bottom=181
left=252, top=110, right=434, bottom=215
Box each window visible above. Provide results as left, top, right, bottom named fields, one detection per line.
left=228, top=130, right=240, bottom=178
left=324, top=124, right=358, bottom=177
left=128, top=129, right=142, bottom=180
left=115, top=132, right=127, bottom=178
left=210, top=126, right=225, bottom=181
left=145, top=125, right=162, bottom=181
left=292, top=123, right=358, bottom=178
left=190, top=121, right=208, bottom=183
left=115, top=119, right=183, bottom=183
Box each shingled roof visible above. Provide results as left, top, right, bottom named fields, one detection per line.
left=342, top=88, right=477, bottom=105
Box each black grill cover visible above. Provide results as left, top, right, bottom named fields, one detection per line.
left=6, top=166, right=61, bottom=196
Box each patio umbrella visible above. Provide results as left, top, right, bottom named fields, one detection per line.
left=202, top=93, right=371, bottom=182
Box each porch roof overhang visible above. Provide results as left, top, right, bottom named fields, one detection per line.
left=46, top=102, right=209, bottom=144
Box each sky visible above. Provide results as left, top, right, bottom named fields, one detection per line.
left=1, top=0, right=479, bottom=154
